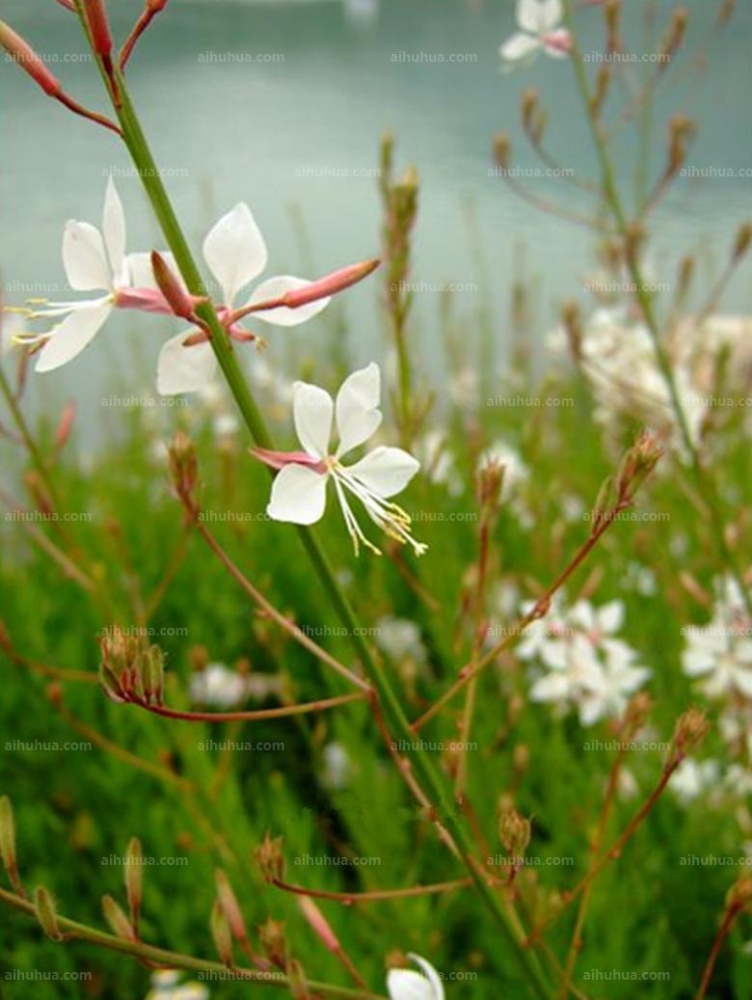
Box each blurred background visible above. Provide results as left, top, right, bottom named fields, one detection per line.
left=1, top=0, right=751, bottom=447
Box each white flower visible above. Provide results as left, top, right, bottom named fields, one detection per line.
left=521, top=597, right=650, bottom=725
left=260, top=363, right=426, bottom=556
left=682, top=576, right=752, bottom=700
left=670, top=759, right=722, bottom=805
left=157, top=203, right=330, bottom=395
left=145, top=970, right=209, bottom=1000
left=376, top=617, right=428, bottom=665
left=321, top=742, right=353, bottom=790
left=189, top=663, right=249, bottom=709
left=500, top=0, right=571, bottom=65
left=31, top=179, right=147, bottom=373
left=387, top=954, right=444, bottom=1000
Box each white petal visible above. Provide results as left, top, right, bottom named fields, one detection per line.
left=35, top=303, right=112, bottom=372
left=244, top=275, right=331, bottom=326
left=157, top=332, right=218, bottom=395
left=63, top=221, right=111, bottom=291
left=501, top=31, right=541, bottom=61
left=103, top=177, right=127, bottom=285
left=387, top=970, right=433, bottom=1000
left=539, top=0, right=563, bottom=31
left=517, top=0, right=542, bottom=33
left=293, top=381, right=334, bottom=458
left=530, top=672, right=571, bottom=703
left=267, top=464, right=328, bottom=525
left=202, top=203, right=267, bottom=305
left=335, top=362, right=382, bottom=456
left=406, top=954, right=444, bottom=1000
left=597, top=600, right=624, bottom=635
left=543, top=29, right=571, bottom=57
left=346, top=446, right=420, bottom=499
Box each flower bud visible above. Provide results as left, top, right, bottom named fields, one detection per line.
left=659, top=7, right=689, bottom=62
left=727, top=876, right=752, bottom=911
left=733, top=223, right=752, bottom=261
left=258, top=917, right=288, bottom=968
left=82, top=0, right=113, bottom=61
left=0, top=21, right=61, bottom=96
left=210, top=900, right=234, bottom=967
left=151, top=252, right=196, bottom=320
left=719, top=0, right=737, bottom=26
left=168, top=430, right=198, bottom=500
left=560, top=300, right=583, bottom=360
left=124, top=838, right=143, bottom=928
left=670, top=707, right=708, bottom=764
left=142, top=646, right=165, bottom=706
left=498, top=807, right=531, bottom=858
left=34, top=886, right=64, bottom=942
left=0, top=795, right=22, bottom=894
left=287, top=959, right=310, bottom=1000
left=215, top=869, right=248, bottom=944
left=102, top=895, right=137, bottom=942
left=605, top=0, right=621, bottom=50
left=297, top=897, right=340, bottom=954
left=280, top=259, right=380, bottom=310
left=254, top=833, right=285, bottom=883
left=492, top=133, right=511, bottom=172
left=520, top=88, right=539, bottom=134
left=55, top=401, right=76, bottom=451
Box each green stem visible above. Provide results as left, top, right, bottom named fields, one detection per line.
left=564, top=2, right=752, bottom=620
left=72, top=23, right=553, bottom=997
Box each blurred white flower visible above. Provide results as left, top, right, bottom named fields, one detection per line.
left=387, top=954, right=444, bottom=1000
left=670, top=759, right=722, bottom=804
left=321, top=742, right=353, bottom=791
left=189, top=663, right=249, bottom=709
left=145, top=969, right=209, bottom=1000
left=415, top=431, right=462, bottom=496
left=682, top=576, right=752, bottom=700
left=500, top=0, right=571, bottom=65
left=376, top=616, right=428, bottom=665
left=520, top=597, right=650, bottom=725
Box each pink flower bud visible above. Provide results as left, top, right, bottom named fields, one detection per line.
left=82, top=0, right=113, bottom=60
left=281, top=258, right=380, bottom=309
left=150, top=251, right=196, bottom=320
left=297, top=897, right=340, bottom=954
left=0, top=21, right=62, bottom=97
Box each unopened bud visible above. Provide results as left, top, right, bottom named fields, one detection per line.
left=0, top=21, right=61, bottom=96
left=210, top=900, right=234, bottom=967
left=258, top=917, right=287, bottom=968
left=34, top=886, right=64, bottom=942
left=167, top=430, right=198, bottom=499
left=498, top=808, right=531, bottom=858
left=254, top=833, right=285, bottom=883
left=297, top=896, right=340, bottom=954
left=520, top=88, right=539, bottom=134
left=667, top=115, right=695, bottom=176
left=477, top=459, right=504, bottom=513
left=151, top=252, right=196, bottom=320
left=82, top=0, right=113, bottom=61
left=102, top=895, right=137, bottom=942
left=719, top=0, right=737, bottom=26
left=727, top=876, right=752, bottom=911
left=55, top=402, right=76, bottom=451
left=287, top=959, right=310, bottom=1000
left=605, top=0, right=621, bottom=49
left=215, top=869, right=248, bottom=944
left=660, top=7, right=689, bottom=61
left=124, top=838, right=142, bottom=928
left=142, top=646, right=165, bottom=706
left=732, top=223, right=752, bottom=261
left=0, top=796, right=22, bottom=894
left=493, top=133, right=511, bottom=172
left=670, top=707, right=708, bottom=764
left=560, top=299, right=583, bottom=360
left=616, top=430, right=663, bottom=498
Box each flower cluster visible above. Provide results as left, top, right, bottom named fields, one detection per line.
left=682, top=577, right=752, bottom=700
left=517, top=596, right=651, bottom=725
